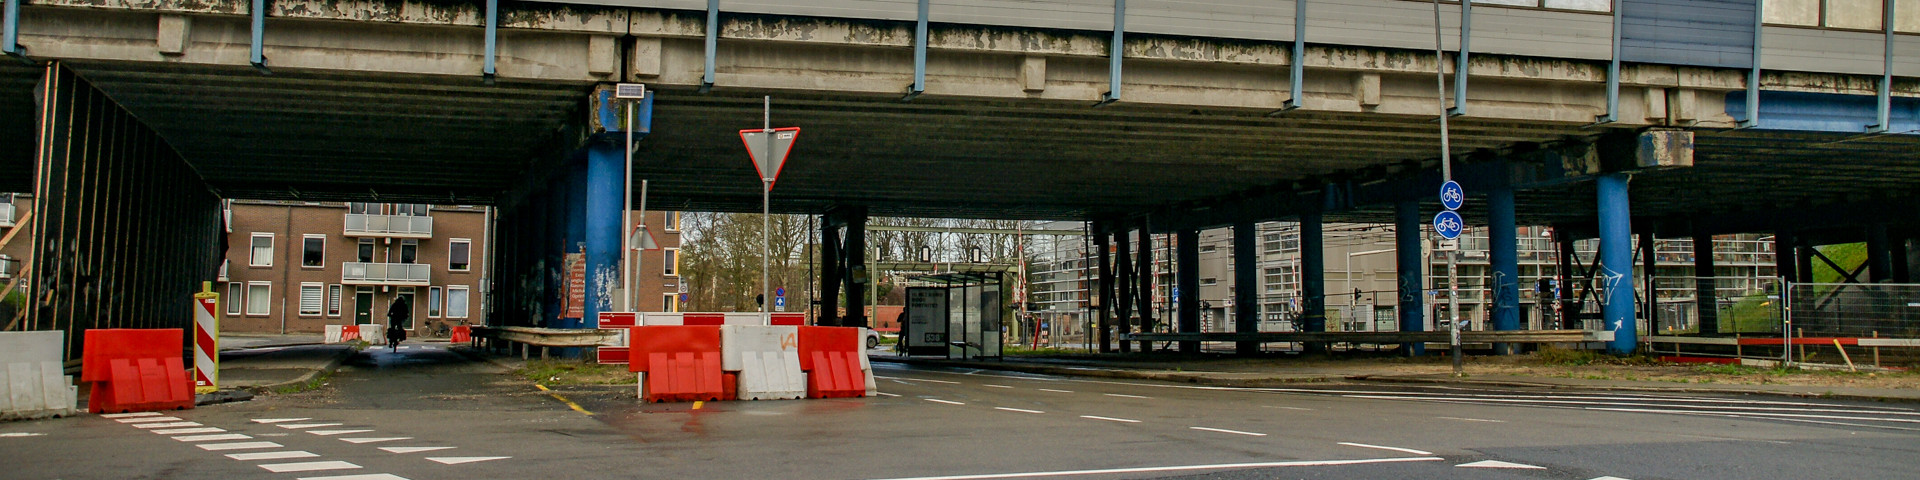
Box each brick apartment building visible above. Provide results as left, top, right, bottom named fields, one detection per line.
left=220, top=200, right=683, bottom=335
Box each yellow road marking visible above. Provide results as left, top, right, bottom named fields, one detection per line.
left=534, top=384, right=595, bottom=416
left=693, top=401, right=704, bottom=410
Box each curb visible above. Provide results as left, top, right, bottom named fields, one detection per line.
left=243, top=346, right=356, bottom=394
left=1350, top=374, right=1920, bottom=404
left=448, top=345, right=522, bottom=373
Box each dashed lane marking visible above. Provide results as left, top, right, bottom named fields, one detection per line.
left=1103, top=394, right=1151, bottom=399
left=1265, top=406, right=1312, bottom=411
left=0, top=432, right=46, bottom=437
left=259, top=461, right=363, bottom=473
left=876, top=392, right=901, bottom=397
left=1080, top=416, right=1141, bottom=423
left=1457, top=460, right=1545, bottom=469
left=297, top=474, right=412, bottom=480
left=252, top=418, right=313, bottom=424
left=279, top=423, right=345, bottom=430
left=1435, top=416, right=1505, bottom=423
left=862, top=456, right=1444, bottom=480
left=983, top=384, right=1014, bottom=389
left=1588, top=477, right=1633, bottom=480
left=425, top=456, right=510, bottom=465
left=1189, top=427, right=1266, bottom=437
left=198, top=441, right=284, bottom=451
left=1337, top=442, right=1433, bottom=456
left=340, top=437, right=412, bottom=444
left=926, top=399, right=966, bottom=405
left=1037, top=389, right=1074, bottom=393
left=116, top=416, right=184, bottom=423
left=153, top=427, right=226, bottom=435
left=100, top=412, right=163, bottom=419
left=994, top=407, right=1045, bottom=414
left=174, top=434, right=253, bottom=442
left=308, top=430, right=376, bottom=436
left=379, top=446, right=455, bottom=454
left=133, top=422, right=202, bottom=429
left=227, top=451, right=320, bottom=461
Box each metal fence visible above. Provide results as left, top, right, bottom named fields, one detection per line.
left=1785, top=283, right=1920, bottom=339
left=1648, top=276, right=1782, bottom=336
left=344, top=213, right=433, bottom=236
left=342, top=262, right=432, bottom=285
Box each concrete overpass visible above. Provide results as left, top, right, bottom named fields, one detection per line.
left=2, top=0, right=1916, bottom=359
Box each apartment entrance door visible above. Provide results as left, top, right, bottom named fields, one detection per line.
left=355, top=288, right=374, bottom=324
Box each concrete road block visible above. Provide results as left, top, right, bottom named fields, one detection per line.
left=737, top=351, right=805, bottom=401
left=0, top=331, right=78, bottom=420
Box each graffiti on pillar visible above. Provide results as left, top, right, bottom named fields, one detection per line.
left=1595, top=264, right=1625, bottom=308
left=1398, top=276, right=1419, bottom=304
left=592, top=264, right=618, bottom=313
left=564, top=253, right=586, bottom=319
left=1493, top=270, right=1518, bottom=317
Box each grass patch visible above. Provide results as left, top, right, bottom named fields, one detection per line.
left=270, top=371, right=333, bottom=395
left=516, top=359, right=635, bottom=385
left=1534, top=346, right=1660, bottom=366
left=1001, top=345, right=1088, bottom=356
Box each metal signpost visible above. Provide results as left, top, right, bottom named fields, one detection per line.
left=740, top=97, right=800, bottom=324
left=614, top=83, right=647, bottom=312
left=1435, top=188, right=1465, bottom=376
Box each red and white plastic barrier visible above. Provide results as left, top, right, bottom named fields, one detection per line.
left=192, top=290, right=220, bottom=393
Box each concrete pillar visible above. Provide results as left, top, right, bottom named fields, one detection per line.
left=1233, top=221, right=1260, bottom=355
left=1488, top=185, right=1520, bottom=354
left=1115, top=227, right=1133, bottom=353
left=543, top=179, right=566, bottom=328
left=1867, top=224, right=1892, bottom=283
left=1795, top=245, right=1816, bottom=284
left=820, top=214, right=840, bottom=326
left=564, top=161, right=588, bottom=329
left=1641, top=225, right=1658, bottom=339
left=1396, top=200, right=1425, bottom=355
left=1135, top=227, right=1153, bottom=353
left=584, top=140, right=623, bottom=328
left=1596, top=173, right=1638, bottom=354
left=1893, top=236, right=1912, bottom=283
left=844, top=207, right=869, bottom=328
left=1095, top=226, right=1113, bottom=353
left=1177, top=229, right=1200, bottom=353
left=1300, top=210, right=1327, bottom=354
left=1693, top=230, right=1719, bottom=335
left=1773, top=231, right=1797, bottom=285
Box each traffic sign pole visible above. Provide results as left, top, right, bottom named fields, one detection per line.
left=763, top=96, right=772, bottom=326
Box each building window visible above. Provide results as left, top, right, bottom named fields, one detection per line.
left=449, top=239, right=471, bottom=272
left=395, top=203, right=429, bottom=216
left=664, top=211, right=682, bottom=232
left=328, top=284, right=343, bottom=317
left=1768, top=0, right=1918, bottom=32
left=1412, top=0, right=1610, bottom=12
left=302, top=235, right=325, bottom=268
left=446, top=286, right=470, bottom=318
left=663, top=248, right=679, bottom=276
left=1201, top=277, right=1218, bottom=286
left=399, top=239, right=418, bottom=264
left=428, top=286, right=443, bottom=318
left=348, top=202, right=375, bottom=214
left=299, top=283, right=324, bottom=316
left=246, top=282, right=271, bottom=316
left=664, top=293, right=680, bottom=312
left=1199, top=245, right=1217, bottom=253
left=357, top=239, right=375, bottom=262
left=249, top=233, right=273, bottom=267
left=225, top=282, right=243, bottom=316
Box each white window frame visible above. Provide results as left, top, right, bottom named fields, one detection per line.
left=225, top=282, right=244, bottom=316
left=663, top=248, right=679, bottom=277
left=448, top=238, right=472, bottom=272
left=399, top=239, right=419, bottom=264
left=249, top=233, right=274, bottom=267
left=446, top=286, right=470, bottom=319
left=301, top=234, right=326, bottom=269
left=327, top=284, right=343, bottom=317
left=428, top=286, right=444, bottom=318
left=357, top=238, right=376, bottom=263
left=245, top=281, right=272, bottom=316
left=298, top=282, right=325, bottom=317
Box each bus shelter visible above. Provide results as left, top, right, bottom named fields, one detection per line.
left=901, top=272, right=1003, bottom=359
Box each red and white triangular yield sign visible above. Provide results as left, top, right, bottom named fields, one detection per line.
left=739, top=127, right=800, bottom=188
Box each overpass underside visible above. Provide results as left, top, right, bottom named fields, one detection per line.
left=2, top=0, right=1916, bottom=359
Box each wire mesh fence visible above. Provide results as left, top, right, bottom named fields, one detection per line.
left=1786, top=283, right=1920, bottom=339
left=1649, top=276, right=1783, bottom=336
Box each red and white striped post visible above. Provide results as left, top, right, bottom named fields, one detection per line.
left=193, top=281, right=221, bottom=394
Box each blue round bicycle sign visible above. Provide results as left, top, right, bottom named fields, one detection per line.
left=1433, top=210, right=1464, bottom=240
left=1439, top=180, right=1465, bottom=211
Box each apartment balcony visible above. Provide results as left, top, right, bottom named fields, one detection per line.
left=0, top=255, right=16, bottom=279
left=0, top=203, right=15, bottom=228
left=343, top=213, right=432, bottom=238
left=342, top=262, right=431, bottom=286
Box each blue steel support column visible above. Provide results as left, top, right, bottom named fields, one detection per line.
left=543, top=179, right=565, bottom=328
left=1488, top=185, right=1519, bottom=354
left=1597, top=0, right=1622, bottom=124
left=1279, top=0, right=1306, bottom=111
left=584, top=139, right=623, bottom=330
left=1869, top=0, right=1894, bottom=133
left=1115, top=227, right=1133, bottom=353
left=1233, top=221, right=1259, bottom=355
left=1596, top=173, right=1638, bottom=354
left=564, top=162, right=588, bottom=330
left=483, top=0, right=498, bottom=82
left=1396, top=199, right=1425, bottom=356
left=1737, top=0, right=1763, bottom=128
left=1097, top=0, right=1125, bottom=106
left=250, top=0, right=269, bottom=73
left=1301, top=210, right=1327, bottom=354
left=905, top=0, right=928, bottom=100
left=701, top=0, right=718, bottom=92
left=1449, top=0, right=1470, bottom=116
left=1177, top=229, right=1200, bottom=354
left=3, top=0, right=22, bottom=57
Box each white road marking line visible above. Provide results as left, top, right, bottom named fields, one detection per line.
left=1582, top=406, right=1920, bottom=424
left=1675, top=434, right=1790, bottom=445
left=134, top=422, right=202, bottom=429
left=199, top=441, right=284, bottom=451
left=1321, top=390, right=1909, bottom=410
left=425, top=456, right=511, bottom=465
left=175, top=434, right=254, bottom=442
left=983, top=384, right=1014, bottom=389
left=0, top=432, right=46, bottom=437
left=995, top=407, right=1045, bottom=414
left=1189, top=427, right=1266, bottom=436
left=1037, top=389, right=1074, bottom=393
left=1337, top=442, right=1433, bottom=456
left=252, top=418, right=313, bottom=424
left=1104, top=393, right=1151, bottom=399
left=915, top=379, right=960, bottom=384
left=1342, top=394, right=1920, bottom=418
left=1266, top=406, right=1313, bottom=411
left=100, top=412, right=163, bottom=419
left=280, top=423, right=345, bottom=429
left=116, top=416, right=184, bottom=423
left=379, top=446, right=455, bottom=454
left=926, top=399, right=966, bottom=405
left=1435, top=416, right=1506, bottom=423
left=1588, top=476, right=1633, bottom=480
left=1080, top=415, right=1141, bottom=423
left=340, top=437, right=412, bottom=444
left=862, top=456, right=1443, bottom=480
left=1457, top=460, right=1546, bottom=469
left=876, top=392, right=901, bottom=397
left=308, top=429, right=376, bottom=436
left=296, top=474, right=412, bottom=480
left=153, top=427, right=227, bottom=435
left=227, top=451, right=320, bottom=461
left=259, top=461, right=363, bottom=473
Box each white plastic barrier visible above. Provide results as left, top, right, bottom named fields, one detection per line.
left=360, top=327, right=386, bottom=345
left=324, top=325, right=346, bottom=343
left=860, top=328, right=877, bottom=395
left=721, top=325, right=805, bottom=400
left=0, top=331, right=78, bottom=420
left=640, top=312, right=684, bottom=326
